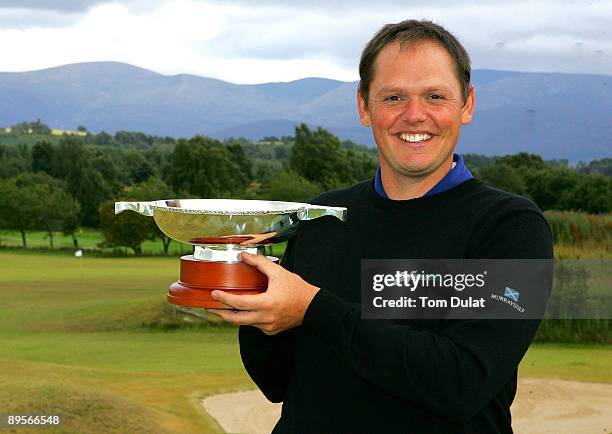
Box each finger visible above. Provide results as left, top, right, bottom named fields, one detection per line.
left=211, top=289, right=267, bottom=310
left=240, top=252, right=280, bottom=276
left=205, top=308, right=263, bottom=326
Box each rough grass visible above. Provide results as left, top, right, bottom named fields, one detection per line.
left=545, top=211, right=611, bottom=247
left=0, top=380, right=166, bottom=434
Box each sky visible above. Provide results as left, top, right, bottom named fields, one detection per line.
left=0, top=0, right=611, bottom=84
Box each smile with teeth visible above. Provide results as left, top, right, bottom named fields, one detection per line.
left=399, top=133, right=433, bottom=143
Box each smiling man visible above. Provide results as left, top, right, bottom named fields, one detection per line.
left=209, top=19, right=552, bottom=433
left=358, top=38, right=474, bottom=199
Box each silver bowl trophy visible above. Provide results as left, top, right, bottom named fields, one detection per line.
left=115, top=199, right=347, bottom=308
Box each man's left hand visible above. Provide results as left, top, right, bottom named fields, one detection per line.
left=206, top=252, right=320, bottom=335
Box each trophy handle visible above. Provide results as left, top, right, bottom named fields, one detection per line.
left=297, top=205, right=347, bottom=222
left=114, top=201, right=154, bottom=217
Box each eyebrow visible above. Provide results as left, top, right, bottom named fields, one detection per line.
left=374, top=84, right=454, bottom=96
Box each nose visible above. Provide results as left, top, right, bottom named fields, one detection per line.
left=401, top=98, right=427, bottom=123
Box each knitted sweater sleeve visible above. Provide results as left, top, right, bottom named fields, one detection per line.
left=300, top=210, right=552, bottom=424
left=238, top=239, right=297, bottom=403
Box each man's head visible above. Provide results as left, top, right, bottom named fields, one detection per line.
left=359, top=19, right=471, bottom=108
left=357, top=20, right=475, bottom=187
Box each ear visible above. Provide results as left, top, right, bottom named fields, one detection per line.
left=357, top=90, right=372, bottom=127
left=461, top=85, right=475, bottom=125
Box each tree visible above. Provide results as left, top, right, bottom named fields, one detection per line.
left=477, top=163, right=527, bottom=196
left=91, top=150, right=123, bottom=193
left=290, top=124, right=376, bottom=190
left=62, top=206, right=81, bottom=248
left=88, top=131, right=115, bottom=146
left=0, top=144, right=30, bottom=179
left=11, top=119, right=51, bottom=135
left=144, top=145, right=174, bottom=186
left=124, top=177, right=175, bottom=254
left=125, top=151, right=156, bottom=184
left=99, top=201, right=155, bottom=256
left=524, top=168, right=581, bottom=211
left=56, top=136, right=112, bottom=227
left=169, top=136, right=248, bottom=198
left=35, top=182, right=80, bottom=249
left=497, top=152, right=546, bottom=171
left=262, top=169, right=321, bottom=202
left=31, top=141, right=55, bottom=175
left=114, top=131, right=154, bottom=148
left=290, top=124, right=345, bottom=190
left=462, top=154, right=497, bottom=171
left=4, top=173, right=80, bottom=248
left=342, top=148, right=377, bottom=184
left=579, top=158, right=612, bottom=177
left=226, top=142, right=254, bottom=180
left=559, top=174, right=612, bottom=213
left=99, top=177, right=176, bottom=256
left=0, top=178, right=40, bottom=247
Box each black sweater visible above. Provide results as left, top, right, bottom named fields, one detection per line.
left=239, top=178, right=553, bottom=434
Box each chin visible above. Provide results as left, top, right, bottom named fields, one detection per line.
left=396, top=155, right=434, bottom=171
left=391, top=162, right=434, bottom=177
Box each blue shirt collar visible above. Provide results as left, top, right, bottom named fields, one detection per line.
left=374, top=153, right=473, bottom=199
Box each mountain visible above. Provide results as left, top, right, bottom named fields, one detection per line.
left=1, top=62, right=611, bottom=161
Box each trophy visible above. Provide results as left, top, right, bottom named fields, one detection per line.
left=115, top=199, right=347, bottom=308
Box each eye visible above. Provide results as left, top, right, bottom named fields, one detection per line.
left=384, top=95, right=402, bottom=102
left=429, top=94, right=444, bottom=100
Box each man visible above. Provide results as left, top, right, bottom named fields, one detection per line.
left=209, top=19, right=552, bottom=433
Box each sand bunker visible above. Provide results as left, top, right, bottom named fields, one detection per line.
left=203, top=378, right=612, bottom=434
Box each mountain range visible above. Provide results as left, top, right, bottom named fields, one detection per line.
left=1, top=61, right=611, bottom=161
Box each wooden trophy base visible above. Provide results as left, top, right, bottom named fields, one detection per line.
left=167, top=255, right=278, bottom=309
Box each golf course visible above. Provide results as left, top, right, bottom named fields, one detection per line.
left=1, top=248, right=611, bottom=433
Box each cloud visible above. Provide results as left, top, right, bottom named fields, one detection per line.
left=0, top=8, right=84, bottom=28
left=0, top=0, right=610, bottom=83
left=0, top=1, right=112, bottom=29
left=199, top=1, right=612, bottom=77
left=0, top=0, right=106, bottom=13
left=0, top=0, right=167, bottom=28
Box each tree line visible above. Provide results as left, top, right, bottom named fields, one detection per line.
left=473, top=153, right=611, bottom=214
left=0, top=121, right=610, bottom=254
left=0, top=123, right=377, bottom=252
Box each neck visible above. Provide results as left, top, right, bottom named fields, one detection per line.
left=380, top=157, right=453, bottom=200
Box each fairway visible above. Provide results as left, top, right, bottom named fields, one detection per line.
left=1, top=250, right=611, bottom=433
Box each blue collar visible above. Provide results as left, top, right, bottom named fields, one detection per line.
left=374, top=153, right=473, bottom=199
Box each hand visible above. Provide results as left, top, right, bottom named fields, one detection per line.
left=206, top=252, right=320, bottom=335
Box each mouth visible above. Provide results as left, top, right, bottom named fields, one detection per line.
left=398, top=132, right=433, bottom=143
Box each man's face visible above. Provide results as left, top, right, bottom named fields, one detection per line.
left=358, top=40, right=475, bottom=181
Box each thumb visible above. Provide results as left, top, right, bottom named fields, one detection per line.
left=240, top=252, right=279, bottom=277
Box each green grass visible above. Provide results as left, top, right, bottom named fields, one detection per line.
left=0, top=228, right=193, bottom=256
left=519, top=343, right=612, bottom=383
left=0, top=132, right=63, bottom=146
left=0, top=251, right=251, bottom=433
left=0, top=250, right=610, bottom=433
left=0, top=229, right=287, bottom=258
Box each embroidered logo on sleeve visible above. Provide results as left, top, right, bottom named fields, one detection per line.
left=504, top=287, right=520, bottom=302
